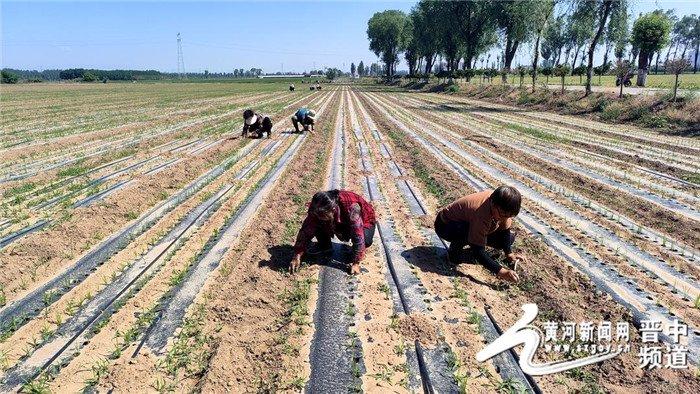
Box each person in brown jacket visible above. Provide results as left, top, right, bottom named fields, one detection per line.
left=434, top=186, right=526, bottom=283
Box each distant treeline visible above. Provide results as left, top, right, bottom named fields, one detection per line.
left=1, top=68, right=272, bottom=83
left=2, top=68, right=163, bottom=81
left=58, top=68, right=165, bottom=80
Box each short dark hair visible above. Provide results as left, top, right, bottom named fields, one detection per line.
left=243, top=109, right=254, bottom=119
left=310, top=189, right=340, bottom=216
left=491, top=185, right=521, bottom=217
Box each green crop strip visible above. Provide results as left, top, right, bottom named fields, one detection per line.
left=57, top=160, right=88, bottom=177
left=3, top=182, right=37, bottom=198
left=505, top=122, right=567, bottom=144
left=385, top=127, right=450, bottom=206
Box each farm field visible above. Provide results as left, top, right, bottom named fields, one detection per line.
left=1, top=81, right=699, bottom=393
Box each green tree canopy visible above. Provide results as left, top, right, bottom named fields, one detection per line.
left=605, top=4, right=630, bottom=62
left=495, top=0, right=540, bottom=75
left=402, top=15, right=419, bottom=75
left=673, top=15, right=696, bottom=58
left=542, top=15, right=567, bottom=65
left=1, top=70, right=19, bottom=84
left=367, top=10, right=408, bottom=76
left=358, top=61, right=365, bottom=76
left=632, top=10, right=671, bottom=85
left=411, top=1, right=442, bottom=74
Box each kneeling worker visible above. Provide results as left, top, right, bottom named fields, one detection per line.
left=291, top=108, right=316, bottom=133
left=435, top=185, right=525, bottom=283
left=242, top=109, right=273, bottom=139
left=290, top=190, right=376, bottom=275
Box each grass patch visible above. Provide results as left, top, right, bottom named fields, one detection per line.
left=20, top=374, right=51, bottom=394
left=3, top=182, right=36, bottom=198
left=412, top=158, right=449, bottom=205
left=279, top=277, right=317, bottom=326
left=83, top=359, right=109, bottom=389
left=57, top=161, right=88, bottom=178
left=160, top=304, right=213, bottom=379
left=446, top=348, right=472, bottom=393
left=384, top=126, right=451, bottom=205
left=683, top=174, right=700, bottom=185
left=452, top=279, right=483, bottom=334
left=505, top=122, right=565, bottom=143
left=565, top=367, right=602, bottom=393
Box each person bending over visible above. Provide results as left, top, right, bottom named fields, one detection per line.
left=291, top=107, right=316, bottom=133
left=434, top=185, right=525, bottom=283
left=290, top=190, right=376, bottom=275
left=242, top=109, right=272, bottom=139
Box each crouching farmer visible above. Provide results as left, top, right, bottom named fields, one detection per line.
left=290, top=190, right=376, bottom=275
left=242, top=109, right=273, bottom=138
left=291, top=108, right=316, bottom=133
left=434, top=185, right=525, bottom=283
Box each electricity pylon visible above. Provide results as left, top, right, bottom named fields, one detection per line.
left=177, top=33, right=186, bottom=79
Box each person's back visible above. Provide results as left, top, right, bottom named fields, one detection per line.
left=435, top=186, right=523, bottom=283
left=291, top=108, right=314, bottom=132
left=439, top=190, right=512, bottom=238
left=295, top=108, right=309, bottom=120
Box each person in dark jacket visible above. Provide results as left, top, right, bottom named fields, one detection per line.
left=291, top=108, right=316, bottom=133
left=290, top=190, right=376, bottom=275
left=242, top=109, right=272, bottom=138
left=434, top=185, right=525, bottom=283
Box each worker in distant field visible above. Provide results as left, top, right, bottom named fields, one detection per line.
left=289, top=83, right=295, bottom=91
left=242, top=109, right=273, bottom=139
left=290, top=189, right=376, bottom=275
left=291, top=108, right=316, bottom=133
left=434, top=185, right=525, bottom=283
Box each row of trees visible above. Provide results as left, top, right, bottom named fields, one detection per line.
left=350, top=61, right=387, bottom=77
left=2, top=67, right=345, bottom=83
left=1, top=69, right=61, bottom=82
left=232, top=68, right=263, bottom=78
left=367, top=0, right=700, bottom=94
left=2, top=70, right=21, bottom=84
left=58, top=68, right=164, bottom=81
left=1, top=68, right=268, bottom=82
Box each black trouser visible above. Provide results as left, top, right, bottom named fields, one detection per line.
left=260, top=117, right=273, bottom=138
left=291, top=117, right=312, bottom=133
left=249, top=117, right=273, bottom=138
left=434, top=216, right=514, bottom=257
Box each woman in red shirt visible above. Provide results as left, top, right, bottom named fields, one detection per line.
left=290, top=190, right=376, bottom=275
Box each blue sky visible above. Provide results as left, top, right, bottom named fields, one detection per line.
left=1, top=1, right=697, bottom=73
